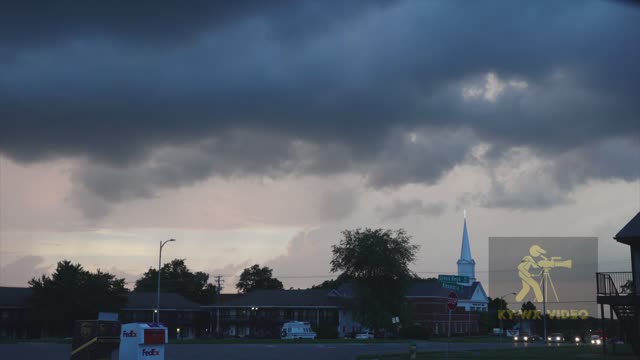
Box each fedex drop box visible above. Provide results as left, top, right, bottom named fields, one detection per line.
left=119, top=323, right=168, bottom=360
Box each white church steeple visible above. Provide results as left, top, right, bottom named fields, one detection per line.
left=457, top=210, right=476, bottom=282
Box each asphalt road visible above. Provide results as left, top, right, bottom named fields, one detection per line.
left=0, top=341, right=553, bottom=360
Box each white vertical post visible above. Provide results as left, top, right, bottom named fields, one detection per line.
left=543, top=275, right=547, bottom=343
left=447, top=309, right=452, bottom=359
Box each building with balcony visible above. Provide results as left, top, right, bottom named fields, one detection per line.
left=203, top=288, right=353, bottom=338
left=0, top=287, right=39, bottom=339
left=120, top=292, right=209, bottom=339
left=0, top=288, right=208, bottom=340
left=596, top=211, right=639, bottom=355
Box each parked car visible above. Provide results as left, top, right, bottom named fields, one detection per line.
left=280, top=321, right=317, bottom=340
left=355, top=332, right=375, bottom=340
left=547, top=333, right=565, bottom=343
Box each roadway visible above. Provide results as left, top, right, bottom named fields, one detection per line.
left=0, top=340, right=556, bottom=360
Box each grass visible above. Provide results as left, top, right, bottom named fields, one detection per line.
left=3, top=337, right=406, bottom=345
left=428, top=336, right=506, bottom=343
left=0, top=338, right=72, bottom=344
left=358, top=344, right=637, bottom=360
left=169, top=338, right=408, bottom=345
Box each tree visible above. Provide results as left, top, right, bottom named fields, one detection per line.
left=489, top=297, right=508, bottom=312
left=330, top=228, right=420, bottom=330
left=28, top=260, right=127, bottom=337
left=521, top=301, right=537, bottom=312
left=487, top=297, right=512, bottom=331
left=134, top=259, right=217, bottom=304
left=311, top=273, right=352, bottom=290
left=236, top=264, right=283, bottom=293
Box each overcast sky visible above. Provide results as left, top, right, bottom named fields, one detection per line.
left=1, top=0, right=639, bottom=295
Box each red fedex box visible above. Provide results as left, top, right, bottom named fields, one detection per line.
left=119, top=323, right=168, bottom=360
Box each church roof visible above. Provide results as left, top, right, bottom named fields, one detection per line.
left=614, top=211, right=640, bottom=245
left=459, top=216, right=474, bottom=262
left=405, top=280, right=484, bottom=301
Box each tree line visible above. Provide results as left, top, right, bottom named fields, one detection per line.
left=28, top=228, right=422, bottom=336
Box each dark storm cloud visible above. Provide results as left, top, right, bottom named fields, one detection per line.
left=0, top=1, right=392, bottom=48
left=1, top=1, right=639, bottom=213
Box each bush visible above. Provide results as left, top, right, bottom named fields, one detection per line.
left=315, top=324, right=339, bottom=339
left=400, top=325, right=431, bottom=340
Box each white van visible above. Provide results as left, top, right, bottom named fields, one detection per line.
left=280, top=321, right=317, bottom=340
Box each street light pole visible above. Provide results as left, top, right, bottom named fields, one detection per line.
left=499, top=292, right=516, bottom=343
left=156, top=238, right=176, bottom=323
left=543, top=275, right=547, bottom=344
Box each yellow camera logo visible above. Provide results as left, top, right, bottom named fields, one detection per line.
left=516, top=245, right=572, bottom=303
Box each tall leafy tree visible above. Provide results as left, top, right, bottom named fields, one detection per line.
left=330, top=228, right=420, bottom=330
left=236, top=264, right=283, bottom=293
left=28, top=260, right=127, bottom=337
left=134, top=259, right=217, bottom=304
left=311, top=273, right=352, bottom=290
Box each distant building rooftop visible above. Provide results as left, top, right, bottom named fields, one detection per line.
left=126, top=292, right=203, bottom=311
left=0, top=287, right=32, bottom=308
left=405, top=280, right=481, bottom=300
left=203, top=289, right=341, bottom=308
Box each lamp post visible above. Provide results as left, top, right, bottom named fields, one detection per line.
left=543, top=277, right=546, bottom=344
left=499, top=292, right=516, bottom=343
left=156, top=238, right=176, bottom=323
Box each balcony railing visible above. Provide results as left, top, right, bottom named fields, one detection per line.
left=596, top=272, right=633, bottom=296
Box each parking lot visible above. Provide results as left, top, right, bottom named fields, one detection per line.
left=0, top=341, right=550, bottom=360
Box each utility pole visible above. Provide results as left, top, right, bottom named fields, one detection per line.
left=215, top=275, right=224, bottom=294
left=214, top=275, right=224, bottom=335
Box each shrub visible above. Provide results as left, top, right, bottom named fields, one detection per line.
left=400, top=325, right=431, bottom=340
left=315, top=324, right=339, bottom=339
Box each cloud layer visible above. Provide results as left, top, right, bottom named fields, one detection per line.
left=1, top=1, right=639, bottom=216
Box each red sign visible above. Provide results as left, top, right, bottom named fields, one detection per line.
left=144, top=329, right=165, bottom=345
left=447, top=291, right=458, bottom=310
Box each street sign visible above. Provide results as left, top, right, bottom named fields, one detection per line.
left=447, top=292, right=458, bottom=310
left=438, top=275, right=469, bottom=284
left=440, top=282, right=464, bottom=292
